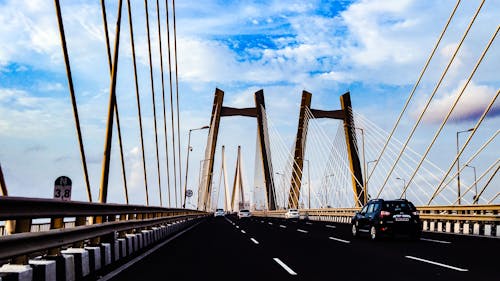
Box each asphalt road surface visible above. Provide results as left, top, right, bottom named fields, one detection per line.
left=104, top=215, right=498, bottom=280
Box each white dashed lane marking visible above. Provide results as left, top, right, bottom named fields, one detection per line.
left=297, top=229, right=308, bottom=233
left=273, top=258, right=297, bottom=275
left=420, top=238, right=451, bottom=244
left=279, top=225, right=287, bottom=228
left=328, top=236, right=350, bottom=244
left=405, top=256, right=468, bottom=272
left=250, top=238, right=259, bottom=244
left=326, top=225, right=336, bottom=229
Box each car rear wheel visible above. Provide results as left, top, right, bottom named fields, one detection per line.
left=351, top=224, right=359, bottom=237
left=370, top=226, right=378, bottom=240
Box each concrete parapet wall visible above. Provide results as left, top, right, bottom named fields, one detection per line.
left=0, top=216, right=206, bottom=281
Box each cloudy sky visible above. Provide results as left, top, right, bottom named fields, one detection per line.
left=0, top=0, right=498, bottom=208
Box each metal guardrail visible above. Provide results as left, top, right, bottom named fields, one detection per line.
left=253, top=205, right=500, bottom=236
left=0, top=196, right=208, bottom=261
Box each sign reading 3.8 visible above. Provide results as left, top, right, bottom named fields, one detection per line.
left=54, top=176, right=72, bottom=201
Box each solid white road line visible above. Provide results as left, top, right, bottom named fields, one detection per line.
left=241, top=230, right=246, bottom=234
left=279, top=225, right=287, bottom=228
left=405, top=256, right=468, bottom=272
left=326, top=225, right=336, bottom=229
left=329, top=236, right=351, bottom=244
left=273, top=258, right=297, bottom=275
left=420, top=238, right=451, bottom=244
left=251, top=238, right=259, bottom=244
left=297, top=229, right=308, bottom=233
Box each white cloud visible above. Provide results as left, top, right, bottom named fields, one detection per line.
left=416, top=81, right=499, bottom=124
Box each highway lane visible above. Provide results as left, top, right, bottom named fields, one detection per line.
left=105, top=216, right=499, bottom=280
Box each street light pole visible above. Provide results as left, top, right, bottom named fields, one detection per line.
left=396, top=177, right=406, bottom=199
left=303, top=159, right=311, bottom=209
left=465, top=164, right=478, bottom=204
left=456, top=128, right=473, bottom=205
left=182, top=126, right=209, bottom=208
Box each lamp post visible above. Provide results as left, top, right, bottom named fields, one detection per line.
left=198, top=158, right=212, bottom=209
left=183, top=126, right=209, bottom=208
left=465, top=164, right=478, bottom=204
left=395, top=177, right=406, bottom=199
left=303, top=159, right=311, bottom=209
left=456, top=128, right=473, bottom=205
left=275, top=172, right=285, bottom=209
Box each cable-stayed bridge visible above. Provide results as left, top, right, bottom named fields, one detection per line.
left=0, top=0, right=498, bottom=280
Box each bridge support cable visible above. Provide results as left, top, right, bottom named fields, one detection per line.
left=100, top=0, right=129, bottom=204
left=352, top=110, right=447, bottom=205
left=488, top=191, right=500, bottom=204
left=376, top=0, right=486, bottom=198
left=367, top=0, right=461, bottom=184
left=441, top=130, right=499, bottom=196
left=165, top=0, right=178, bottom=207
left=53, top=0, right=92, bottom=202
left=429, top=88, right=500, bottom=204
left=126, top=0, right=149, bottom=206
left=304, top=106, right=365, bottom=207
left=172, top=0, right=183, bottom=210
left=155, top=0, right=170, bottom=207
left=266, top=117, right=306, bottom=209
left=96, top=0, right=123, bottom=204
left=455, top=159, right=499, bottom=205
left=143, top=0, right=162, bottom=206
left=400, top=27, right=500, bottom=200
left=266, top=114, right=315, bottom=208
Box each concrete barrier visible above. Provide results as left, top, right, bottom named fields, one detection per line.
left=437, top=222, right=443, bottom=232
left=45, top=254, right=75, bottom=281
left=463, top=223, right=470, bottom=235
left=430, top=221, right=435, bottom=231
left=496, top=225, right=500, bottom=237
left=422, top=221, right=428, bottom=231
left=0, top=264, right=33, bottom=281
left=29, top=259, right=56, bottom=281
left=100, top=243, right=112, bottom=267
left=484, top=224, right=492, bottom=236
left=117, top=238, right=127, bottom=259
left=445, top=222, right=451, bottom=233
left=454, top=222, right=460, bottom=234
left=60, top=248, right=90, bottom=279
left=84, top=247, right=101, bottom=272
left=473, top=223, right=480, bottom=235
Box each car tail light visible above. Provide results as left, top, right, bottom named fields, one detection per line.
left=379, top=211, right=391, bottom=218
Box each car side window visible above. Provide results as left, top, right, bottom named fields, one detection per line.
left=373, top=203, right=381, bottom=213
left=360, top=205, right=368, bottom=214
left=367, top=203, right=374, bottom=214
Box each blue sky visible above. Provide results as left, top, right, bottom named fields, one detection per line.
left=0, top=0, right=498, bottom=208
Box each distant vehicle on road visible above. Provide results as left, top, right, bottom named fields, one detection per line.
left=285, top=208, right=300, bottom=219
left=214, top=208, right=225, bottom=217
left=351, top=199, right=421, bottom=240
left=238, top=209, right=251, bottom=219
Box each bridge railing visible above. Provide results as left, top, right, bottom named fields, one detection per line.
left=253, top=205, right=500, bottom=237
left=0, top=196, right=207, bottom=263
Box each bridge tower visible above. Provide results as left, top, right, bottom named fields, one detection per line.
left=288, top=91, right=365, bottom=208
left=199, top=88, right=277, bottom=211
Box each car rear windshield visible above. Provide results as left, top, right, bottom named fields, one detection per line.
left=289, top=209, right=298, bottom=212
left=383, top=201, right=416, bottom=212
left=240, top=210, right=249, bottom=213
left=216, top=209, right=223, bottom=212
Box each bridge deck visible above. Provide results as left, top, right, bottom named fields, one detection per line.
left=107, top=216, right=498, bottom=280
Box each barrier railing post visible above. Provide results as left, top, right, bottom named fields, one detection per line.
left=10, top=219, right=32, bottom=264
left=48, top=217, right=64, bottom=255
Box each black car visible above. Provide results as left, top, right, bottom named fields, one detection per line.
left=351, top=199, right=422, bottom=240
